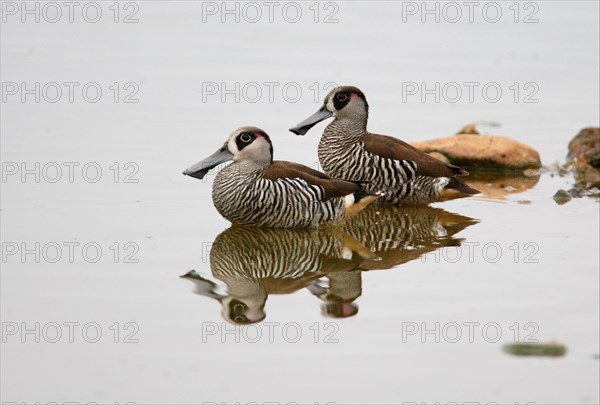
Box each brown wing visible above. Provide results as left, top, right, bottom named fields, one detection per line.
left=263, top=161, right=363, bottom=201
left=363, top=133, right=468, bottom=178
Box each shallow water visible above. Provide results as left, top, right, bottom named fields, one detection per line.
left=2, top=1, right=599, bottom=404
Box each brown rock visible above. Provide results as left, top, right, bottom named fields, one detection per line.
left=570, top=159, right=600, bottom=187
left=553, top=189, right=572, bottom=205
left=566, top=127, right=600, bottom=187
left=567, top=127, right=599, bottom=163
left=410, top=135, right=541, bottom=170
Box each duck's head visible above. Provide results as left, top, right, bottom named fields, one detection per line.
left=289, top=85, right=369, bottom=136
left=183, top=126, right=273, bottom=179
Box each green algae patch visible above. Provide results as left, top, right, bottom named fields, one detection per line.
left=503, top=342, right=567, bottom=357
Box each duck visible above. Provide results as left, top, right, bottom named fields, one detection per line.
left=183, top=126, right=382, bottom=227
left=289, top=86, right=480, bottom=205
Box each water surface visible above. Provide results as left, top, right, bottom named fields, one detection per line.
left=1, top=2, right=599, bottom=404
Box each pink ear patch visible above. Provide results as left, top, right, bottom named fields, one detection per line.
left=255, top=133, right=263, bottom=138
left=351, top=93, right=358, bottom=99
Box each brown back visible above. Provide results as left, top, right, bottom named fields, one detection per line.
left=363, top=133, right=467, bottom=178
left=263, top=161, right=362, bottom=201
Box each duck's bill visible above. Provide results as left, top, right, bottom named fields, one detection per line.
left=183, top=146, right=233, bottom=180
left=289, top=106, right=333, bottom=135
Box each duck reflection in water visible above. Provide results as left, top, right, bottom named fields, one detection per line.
left=181, top=206, right=478, bottom=324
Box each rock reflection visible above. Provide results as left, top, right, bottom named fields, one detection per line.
left=450, top=170, right=540, bottom=202
left=182, top=206, right=478, bottom=324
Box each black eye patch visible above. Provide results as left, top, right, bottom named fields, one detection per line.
left=234, top=130, right=274, bottom=162
left=228, top=299, right=252, bottom=324
left=236, top=132, right=255, bottom=151
left=333, top=92, right=351, bottom=110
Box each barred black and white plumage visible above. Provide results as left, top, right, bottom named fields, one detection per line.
left=290, top=86, right=480, bottom=205
left=180, top=206, right=478, bottom=323
left=318, top=120, right=447, bottom=204
left=181, top=226, right=370, bottom=324
left=343, top=204, right=479, bottom=267
left=183, top=126, right=382, bottom=228
left=213, top=165, right=340, bottom=228
left=210, top=226, right=352, bottom=281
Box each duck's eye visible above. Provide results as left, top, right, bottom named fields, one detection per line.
left=336, top=93, right=348, bottom=102
left=240, top=133, right=252, bottom=143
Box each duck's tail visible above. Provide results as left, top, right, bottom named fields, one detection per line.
left=445, top=177, right=480, bottom=195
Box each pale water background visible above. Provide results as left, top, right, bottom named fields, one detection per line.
left=1, top=1, right=599, bottom=404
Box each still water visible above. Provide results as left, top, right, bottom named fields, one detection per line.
left=1, top=1, right=599, bottom=404
left=182, top=205, right=480, bottom=323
